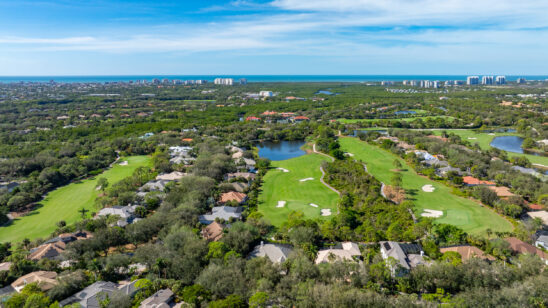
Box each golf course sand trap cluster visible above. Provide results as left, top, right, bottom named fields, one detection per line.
left=309, top=203, right=319, bottom=208
left=277, top=167, right=290, bottom=172
left=467, top=137, right=477, bottom=140
left=421, top=209, right=443, bottom=218
left=422, top=184, right=435, bottom=192
left=119, top=161, right=129, bottom=166
left=276, top=201, right=286, bottom=208
left=300, top=177, right=314, bottom=182
left=321, top=209, right=332, bottom=216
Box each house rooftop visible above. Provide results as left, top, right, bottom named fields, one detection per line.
left=249, top=242, right=293, bottom=263
left=315, top=242, right=361, bottom=264
left=440, top=245, right=495, bottom=261
left=504, top=237, right=547, bottom=261
left=11, top=271, right=58, bottom=292
left=219, top=191, right=247, bottom=204
left=462, top=176, right=495, bottom=186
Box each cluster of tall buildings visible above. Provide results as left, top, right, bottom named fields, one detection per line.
left=213, top=78, right=248, bottom=86
left=402, top=80, right=441, bottom=88
left=466, top=76, right=507, bottom=85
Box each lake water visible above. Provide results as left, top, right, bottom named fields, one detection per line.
left=394, top=110, right=417, bottom=115
left=490, top=136, right=525, bottom=153
left=257, top=140, right=306, bottom=161
left=316, top=90, right=335, bottom=95
left=351, top=130, right=388, bottom=136
left=490, top=136, right=547, bottom=157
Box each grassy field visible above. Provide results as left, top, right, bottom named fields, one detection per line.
left=337, top=115, right=454, bottom=124
left=340, top=137, right=513, bottom=235
left=430, top=129, right=548, bottom=166
left=0, top=156, right=152, bottom=243
left=258, top=154, right=339, bottom=226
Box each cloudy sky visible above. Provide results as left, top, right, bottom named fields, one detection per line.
left=1, top=0, right=547, bottom=75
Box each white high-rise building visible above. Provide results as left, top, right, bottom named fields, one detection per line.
left=517, top=77, right=526, bottom=84
left=214, top=78, right=234, bottom=85
left=495, top=76, right=506, bottom=85
left=467, top=76, right=480, bottom=85
left=481, top=76, right=494, bottom=85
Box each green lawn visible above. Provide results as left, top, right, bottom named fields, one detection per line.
left=258, top=154, right=339, bottom=226
left=430, top=129, right=548, bottom=166
left=340, top=137, right=513, bottom=235
left=0, top=156, right=152, bottom=243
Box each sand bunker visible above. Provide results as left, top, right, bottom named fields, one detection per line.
left=422, top=184, right=435, bottom=192
left=321, top=209, right=332, bottom=216
left=467, top=137, right=477, bottom=140
left=345, top=153, right=355, bottom=157
left=300, top=178, right=314, bottom=182
left=276, top=201, right=286, bottom=208
left=277, top=167, right=289, bottom=173
left=421, top=209, right=443, bottom=218
left=119, top=161, right=129, bottom=166
left=488, top=133, right=495, bottom=136
left=309, top=203, right=319, bottom=208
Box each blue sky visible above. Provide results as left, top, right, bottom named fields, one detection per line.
left=1, top=0, right=548, bottom=75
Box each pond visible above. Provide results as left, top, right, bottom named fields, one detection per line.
left=350, top=130, right=388, bottom=137
left=256, top=140, right=306, bottom=161
left=315, top=90, right=339, bottom=95
left=394, top=110, right=417, bottom=115
left=490, top=136, right=546, bottom=157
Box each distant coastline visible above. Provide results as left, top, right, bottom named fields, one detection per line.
left=1, top=75, right=547, bottom=84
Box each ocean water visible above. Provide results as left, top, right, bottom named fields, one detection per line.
left=0, top=75, right=547, bottom=84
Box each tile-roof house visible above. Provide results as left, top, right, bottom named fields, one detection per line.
left=28, top=241, right=66, bottom=261
left=225, top=172, right=256, bottom=181
left=155, top=171, right=187, bottom=181
left=504, top=237, right=548, bottom=265
left=315, top=242, right=362, bottom=264
left=0, top=262, right=12, bottom=272
left=201, top=222, right=225, bottom=242
left=487, top=186, right=516, bottom=198
left=139, top=289, right=174, bottom=308
left=11, top=271, right=58, bottom=292
left=440, top=245, right=496, bottom=261
left=527, top=210, right=548, bottom=225
left=60, top=280, right=140, bottom=308
left=462, top=176, right=496, bottom=186
left=199, top=206, right=243, bottom=225
left=249, top=242, right=293, bottom=263
left=380, top=241, right=429, bottom=276
left=230, top=182, right=249, bottom=193
left=218, top=191, right=247, bottom=204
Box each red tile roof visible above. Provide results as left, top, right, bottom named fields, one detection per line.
left=246, top=116, right=260, bottom=121
left=462, top=176, right=495, bottom=186
left=294, top=116, right=310, bottom=120
left=504, top=237, right=547, bottom=260
left=528, top=203, right=544, bottom=210
left=219, top=191, right=247, bottom=204
left=440, top=246, right=495, bottom=261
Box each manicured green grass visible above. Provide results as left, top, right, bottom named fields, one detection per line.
left=430, top=129, right=548, bottom=166
left=340, top=137, right=513, bottom=235
left=0, top=156, right=152, bottom=243
left=258, top=154, right=339, bottom=226
left=337, top=115, right=454, bottom=124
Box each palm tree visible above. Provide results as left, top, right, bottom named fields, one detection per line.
left=79, top=207, right=89, bottom=220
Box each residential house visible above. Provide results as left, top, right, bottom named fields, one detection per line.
left=535, top=235, right=548, bottom=250
left=293, top=116, right=310, bottom=122
left=436, top=166, right=463, bottom=177
left=140, top=180, right=169, bottom=192
left=11, top=271, right=58, bottom=292
left=315, top=242, right=361, bottom=264
left=462, top=176, right=495, bottom=186
left=96, top=205, right=138, bottom=227
left=246, top=116, right=261, bottom=122
left=487, top=186, right=515, bottom=198
left=218, top=191, right=247, bottom=204
left=242, top=158, right=256, bottom=170
left=527, top=210, right=548, bottom=225
left=201, top=222, right=225, bottom=242
left=0, top=181, right=19, bottom=192
left=60, top=280, right=140, bottom=307
left=199, top=206, right=243, bottom=225
left=504, top=237, right=548, bottom=265
left=28, top=231, right=92, bottom=261
left=249, top=242, right=293, bottom=263
left=140, top=289, right=174, bottom=308
left=440, top=246, right=495, bottom=262
left=155, top=171, right=187, bottom=181
left=225, top=172, right=256, bottom=181
left=230, top=182, right=249, bottom=193
left=380, top=241, right=429, bottom=276
left=0, top=262, right=12, bottom=272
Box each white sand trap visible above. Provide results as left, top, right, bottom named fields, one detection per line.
left=421, top=209, right=443, bottom=218
left=309, top=203, right=319, bottom=208
left=276, top=201, right=286, bottom=208
left=300, top=177, right=314, bottom=182
left=321, top=209, right=332, bottom=216
left=119, top=161, right=128, bottom=166
left=488, top=133, right=495, bottom=136
left=467, top=137, right=477, bottom=140
left=345, top=153, right=355, bottom=157
left=277, top=167, right=289, bottom=173
left=422, top=184, right=435, bottom=192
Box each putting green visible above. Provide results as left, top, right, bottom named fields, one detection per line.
left=340, top=137, right=512, bottom=235
left=0, top=156, right=152, bottom=243
left=258, top=154, right=339, bottom=226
